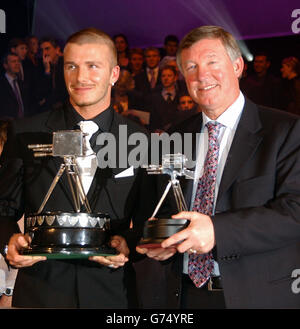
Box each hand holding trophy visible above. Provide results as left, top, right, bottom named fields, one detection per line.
left=139, top=154, right=194, bottom=248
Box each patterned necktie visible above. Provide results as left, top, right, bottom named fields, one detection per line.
left=12, top=79, right=24, bottom=118
left=75, top=121, right=99, bottom=195
left=188, top=121, right=223, bottom=288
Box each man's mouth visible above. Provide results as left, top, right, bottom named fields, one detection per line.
left=199, top=84, right=218, bottom=91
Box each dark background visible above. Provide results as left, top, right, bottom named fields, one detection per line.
left=0, top=0, right=299, bottom=76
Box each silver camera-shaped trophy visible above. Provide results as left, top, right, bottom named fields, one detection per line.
left=139, top=154, right=193, bottom=248
left=23, top=130, right=114, bottom=259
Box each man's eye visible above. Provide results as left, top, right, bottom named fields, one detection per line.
left=89, top=64, right=98, bottom=69
left=66, top=64, right=76, bottom=70
left=186, top=64, right=196, bottom=71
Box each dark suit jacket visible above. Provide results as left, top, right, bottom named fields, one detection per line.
left=0, top=103, right=155, bottom=308
left=134, top=69, right=162, bottom=94
left=33, top=56, right=69, bottom=113
left=0, top=75, right=29, bottom=119
left=135, top=98, right=300, bottom=309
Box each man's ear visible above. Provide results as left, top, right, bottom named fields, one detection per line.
left=111, top=65, right=120, bottom=86
left=233, top=56, right=244, bottom=79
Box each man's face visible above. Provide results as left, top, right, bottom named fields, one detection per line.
left=130, top=53, right=144, bottom=71
left=4, top=55, right=21, bottom=75
left=13, top=44, right=28, bottom=61
left=64, top=42, right=119, bottom=112
left=253, top=55, right=270, bottom=75
left=114, top=36, right=127, bottom=53
left=145, top=50, right=160, bottom=69
left=181, top=38, right=243, bottom=117
left=40, top=41, right=59, bottom=63
left=161, top=68, right=177, bottom=89
left=29, top=37, right=39, bottom=54
left=179, top=95, right=195, bottom=111
left=165, top=41, right=178, bottom=57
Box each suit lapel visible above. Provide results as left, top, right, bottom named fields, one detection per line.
left=216, top=99, right=263, bottom=205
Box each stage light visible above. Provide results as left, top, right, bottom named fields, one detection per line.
left=180, top=0, right=253, bottom=61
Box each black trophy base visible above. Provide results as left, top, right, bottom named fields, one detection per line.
left=139, top=218, right=189, bottom=248
left=24, top=212, right=114, bottom=259
left=22, top=245, right=116, bottom=259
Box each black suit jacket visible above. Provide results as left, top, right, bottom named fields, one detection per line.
left=134, top=69, right=162, bottom=95
left=135, top=98, right=300, bottom=309
left=0, top=75, right=29, bottom=119
left=0, top=103, right=155, bottom=308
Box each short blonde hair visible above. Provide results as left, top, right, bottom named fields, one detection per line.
left=177, top=25, right=242, bottom=72
left=65, top=27, right=117, bottom=68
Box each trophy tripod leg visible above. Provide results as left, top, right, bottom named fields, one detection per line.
left=37, top=164, right=66, bottom=214
left=65, top=169, right=81, bottom=212
left=151, top=180, right=173, bottom=218
left=71, top=164, right=92, bottom=214
left=172, top=182, right=188, bottom=212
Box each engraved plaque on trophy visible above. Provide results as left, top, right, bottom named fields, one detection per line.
left=139, top=154, right=193, bottom=248
left=23, top=130, right=115, bottom=259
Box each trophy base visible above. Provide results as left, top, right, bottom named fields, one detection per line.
left=24, top=212, right=113, bottom=259
left=139, top=218, right=189, bottom=248
left=22, top=246, right=116, bottom=259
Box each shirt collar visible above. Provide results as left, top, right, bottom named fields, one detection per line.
left=202, top=92, right=245, bottom=130
left=162, top=88, right=176, bottom=99
left=65, top=101, right=114, bottom=133
left=5, top=72, right=16, bottom=84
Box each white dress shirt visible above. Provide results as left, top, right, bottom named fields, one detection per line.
left=183, top=92, right=245, bottom=275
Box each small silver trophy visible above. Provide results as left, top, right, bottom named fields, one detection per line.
left=139, top=154, right=193, bottom=248
left=23, top=130, right=113, bottom=259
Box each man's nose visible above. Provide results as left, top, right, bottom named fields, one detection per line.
left=76, top=66, right=89, bottom=82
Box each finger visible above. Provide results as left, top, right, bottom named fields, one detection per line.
left=136, top=246, right=148, bottom=254
left=176, top=238, right=194, bottom=254
left=17, top=235, right=30, bottom=248
left=172, top=211, right=194, bottom=220
left=161, top=229, right=189, bottom=249
left=9, top=255, right=46, bottom=268
left=106, top=253, right=128, bottom=264
left=110, top=236, right=130, bottom=257
left=146, top=247, right=177, bottom=260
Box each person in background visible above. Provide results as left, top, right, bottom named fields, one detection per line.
left=148, top=65, right=181, bottom=132
left=162, top=34, right=179, bottom=58
left=240, top=51, right=281, bottom=109
left=178, top=94, right=197, bottom=111
left=129, top=48, right=144, bottom=77
left=279, top=56, right=300, bottom=115
left=34, top=37, right=68, bottom=112
left=134, top=47, right=162, bottom=95
left=113, top=34, right=130, bottom=70
left=0, top=52, right=29, bottom=119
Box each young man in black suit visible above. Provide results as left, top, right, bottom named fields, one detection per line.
left=0, top=52, right=28, bottom=119
left=0, top=28, right=154, bottom=308
left=137, top=25, right=300, bottom=309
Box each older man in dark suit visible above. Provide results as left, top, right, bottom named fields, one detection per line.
left=136, top=26, right=300, bottom=309
left=0, top=28, right=154, bottom=308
